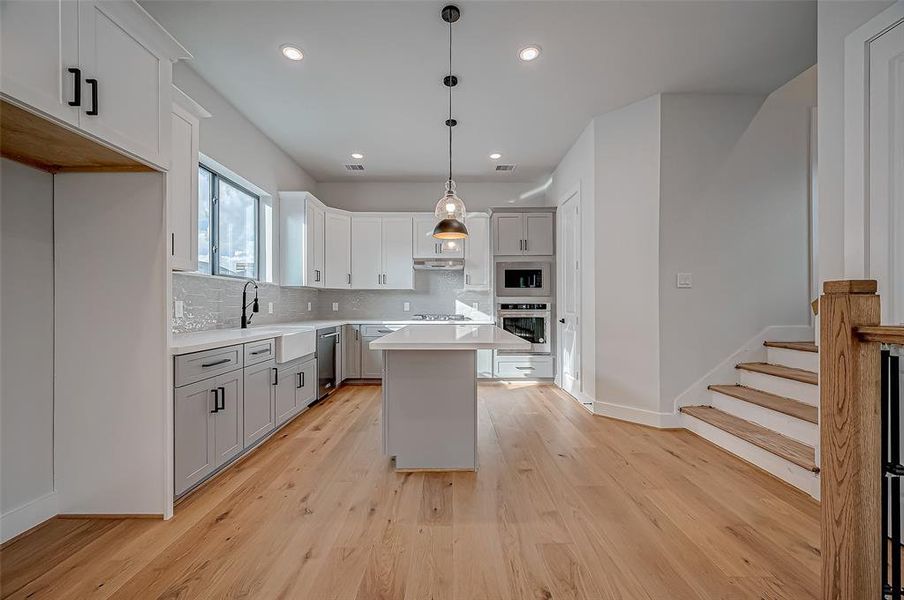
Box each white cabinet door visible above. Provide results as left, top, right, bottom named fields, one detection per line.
left=174, top=379, right=216, bottom=496
left=279, top=193, right=306, bottom=287
left=306, top=202, right=325, bottom=288
left=494, top=213, right=524, bottom=255
left=324, top=211, right=351, bottom=288
left=344, top=326, right=361, bottom=378
left=0, top=0, right=79, bottom=125
left=168, top=102, right=199, bottom=271
left=297, top=358, right=317, bottom=408
left=243, top=361, right=276, bottom=448
left=77, top=0, right=172, bottom=169
left=464, top=214, right=490, bottom=289
left=361, top=337, right=383, bottom=378
left=477, top=349, right=494, bottom=379
left=382, top=217, right=413, bottom=289
left=213, top=371, right=243, bottom=467
left=351, top=216, right=383, bottom=289
left=524, top=212, right=554, bottom=255
left=413, top=215, right=441, bottom=258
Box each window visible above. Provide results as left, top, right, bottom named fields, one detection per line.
left=198, top=165, right=259, bottom=279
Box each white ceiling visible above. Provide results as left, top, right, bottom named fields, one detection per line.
left=141, top=0, right=816, bottom=182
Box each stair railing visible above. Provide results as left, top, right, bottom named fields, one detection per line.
left=820, top=279, right=904, bottom=599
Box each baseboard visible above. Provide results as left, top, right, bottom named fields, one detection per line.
left=0, top=491, right=59, bottom=544
left=671, top=324, right=814, bottom=413
left=594, top=400, right=682, bottom=429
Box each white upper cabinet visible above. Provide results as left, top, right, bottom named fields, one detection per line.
left=413, top=215, right=464, bottom=258
left=168, top=88, right=208, bottom=272
left=0, top=0, right=189, bottom=169
left=492, top=211, right=555, bottom=256
left=464, top=213, right=490, bottom=290
left=306, top=201, right=325, bottom=288
left=351, top=216, right=413, bottom=290
left=0, top=0, right=79, bottom=126
left=324, top=211, right=351, bottom=289
left=351, top=216, right=383, bottom=290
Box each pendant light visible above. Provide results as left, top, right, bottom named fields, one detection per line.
left=432, top=5, right=469, bottom=240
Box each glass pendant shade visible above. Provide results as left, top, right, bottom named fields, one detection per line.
left=432, top=180, right=468, bottom=239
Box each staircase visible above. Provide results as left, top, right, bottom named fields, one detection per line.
left=680, top=340, right=820, bottom=497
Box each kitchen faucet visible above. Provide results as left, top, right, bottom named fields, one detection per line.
left=241, top=280, right=259, bottom=328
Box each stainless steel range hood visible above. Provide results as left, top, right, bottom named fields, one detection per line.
left=413, top=258, right=464, bottom=271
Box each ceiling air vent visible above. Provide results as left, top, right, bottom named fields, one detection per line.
left=344, top=164, right=365, bottom=171
left=495, top=164, right=516, bottom=172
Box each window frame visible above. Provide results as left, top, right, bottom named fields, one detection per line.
left=199, top=164, right=261, bottom=280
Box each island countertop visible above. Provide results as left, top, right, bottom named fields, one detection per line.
left=369, top=324, right=530, bottom=351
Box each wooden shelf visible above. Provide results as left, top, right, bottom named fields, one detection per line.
left=0, top=100, right=153, bottom=173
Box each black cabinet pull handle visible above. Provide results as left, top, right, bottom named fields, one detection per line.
left=301, top=371, right=305, bottom=387
left=296, top=372, right=302, bottom=389
left=85, top=78, right=98, bottom=116
left=201, top=358, right=230, bottom=368
left=271, top=368, right=278, bottom=386
left=217, top=387, right=226, bottom=411
left=210, top=389, right=219, bottom=413
left=67, top=68, right=81, bottom=107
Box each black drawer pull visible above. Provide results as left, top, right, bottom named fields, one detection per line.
left=201, top=358, right=231, bottom=368
left=85, top=78, right=98, bottom=115
left=271, top=368, right=278, bottom=386
left=250, top=347, right=270, bottom=356
left=217, top=387, right=226, bottom=411
left=67, top=68, right=81, bottom=106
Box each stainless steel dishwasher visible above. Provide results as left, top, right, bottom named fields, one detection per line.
left=316, top=326, right=339, bottom=400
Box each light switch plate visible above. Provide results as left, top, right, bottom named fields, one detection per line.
left=472, top=302, right=479, bottom=310
left=268, top=302, right=274, bottom=314
left=307, top=302, right=312, bottom=311
left=677, top=273, right=693, bottom=289
left=332, top=302, right=339, bottom=312
left=174, top=300, right=184, bottom=318
left=403, top=302, right=410, bottom=312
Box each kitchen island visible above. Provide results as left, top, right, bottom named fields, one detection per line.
left=370, top=324, right=529, bottom=471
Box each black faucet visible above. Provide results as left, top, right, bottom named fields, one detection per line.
left=241, top=280, right=259, bottom=329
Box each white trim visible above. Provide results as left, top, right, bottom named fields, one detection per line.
left=594, top=400, right=682, bottom=429
left=843, top=1, right=904, bottom=278
left=671, top=325, right=814, bottom=413
left=0, top=491, right=58, bottom=543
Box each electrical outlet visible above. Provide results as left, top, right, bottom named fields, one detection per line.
left=307, top=302, right=312, bottom=311
left=472, top=302, right=479, bottom=310
left=677, top=273, right=693, bottom=289
left=403, top=302, right=410, bottom=312
left=332, top=302, right=339, bottom=312
left=174, top=300, right=184, bottom=318
left=268, top=302, right=274, bottom=314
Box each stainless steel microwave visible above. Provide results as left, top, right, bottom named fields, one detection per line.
left=495, top=261, right=552, bottom=297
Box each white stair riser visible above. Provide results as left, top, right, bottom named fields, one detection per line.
left=709, top=391, right=818, bottom=446
left=738, top=370, right=819, bottom=406
left=683, top=414, right=820, bottom=499
left=766, top=347, right=819, bottom=372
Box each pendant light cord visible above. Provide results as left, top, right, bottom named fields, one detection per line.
left=448, top=15, right=453, bottom=186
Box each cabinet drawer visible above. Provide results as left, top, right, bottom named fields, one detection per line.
left=360, top=324, right=404, bottom=337
left=494, top=355, right=554, bottom=379
left=244, top=339, right=275, bottom=366
left=175, top=345, right=243, bottom=387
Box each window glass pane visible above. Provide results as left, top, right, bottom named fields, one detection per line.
left=197, top=167, right=212, bottom=274
left=217, top=178, right=257, bottom=279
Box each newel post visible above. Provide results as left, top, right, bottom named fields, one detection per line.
left=820, top=280, right=881, bottom=600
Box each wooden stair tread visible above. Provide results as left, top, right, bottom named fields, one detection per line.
left=708, top=385, right=818, bottom=424
left=680, top=406, right=818, bottom=472
left=736, top=362, right=818, bottom=385
left=763, top=340, right=818, bottom=353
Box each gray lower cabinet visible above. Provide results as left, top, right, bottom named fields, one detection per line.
left=275, top=356, right=317, bottom=426
left=174, top=369, right=244, bottom=497
left=344, top=325, right=361, bottom=378
left=243, top=359, right=277, bottom=448
left=361, top=336, right=383, bottom=378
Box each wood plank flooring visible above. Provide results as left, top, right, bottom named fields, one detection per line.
left=0, top=383, right=820, bottom=600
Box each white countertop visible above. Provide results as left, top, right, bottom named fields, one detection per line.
left=171, top=318, right=496, bottom=355
left=369, top=324, right=530, bottom=351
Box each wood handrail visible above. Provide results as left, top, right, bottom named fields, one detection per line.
left=856, top=325, right=904, bottom=345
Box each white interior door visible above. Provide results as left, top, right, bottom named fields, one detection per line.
left=868, top=19, right=904, bottom=324
left=557, top=191, right=583, bottom=401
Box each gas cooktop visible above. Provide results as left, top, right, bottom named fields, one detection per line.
left=411, top=314, right=472, bottom=321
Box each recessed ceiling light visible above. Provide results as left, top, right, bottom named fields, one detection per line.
left=280, top=45, right=304, bottom=61
left=351, top=152, right=364, bottom=160
left=518, top=46, right=541, bottom=62
left=489, top=153, right=502, bottom=160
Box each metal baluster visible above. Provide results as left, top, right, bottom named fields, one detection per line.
left=892, top=353, right=901, bottom=600
left=883, top=350, right=891, bottom=599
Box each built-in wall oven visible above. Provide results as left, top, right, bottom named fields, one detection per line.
left=497, top=303, right=551, bottom=354
left=496, top=261, right=552, bottom=298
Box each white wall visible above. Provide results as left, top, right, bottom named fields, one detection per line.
left=658, top=72, right=815, bottom=411
left=817, top=0, right=894, bottom=285
left=316, top=180, right=549, bottom=213
left=593, top=96, right=663, bottom=416
left=172, top=63, right=317, bottom=283
left=0, top=159, right=56, bottom=541
left=54, top=172, right=169, bottom=515
left=549, top=122, right=596, bottom=401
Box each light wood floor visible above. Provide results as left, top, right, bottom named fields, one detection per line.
left=0, top=383, right=820, bottom=600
